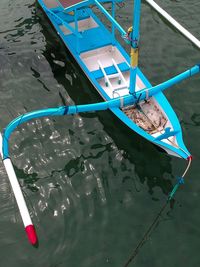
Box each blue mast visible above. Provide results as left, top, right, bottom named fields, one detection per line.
left=129, top=0, right=141, bottom=95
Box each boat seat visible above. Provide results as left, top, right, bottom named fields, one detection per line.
left=154, top=127, right=179, bottom=141
left=65, top=26, right=112, bottom=53
left=92, top=62, right=130, bottom=80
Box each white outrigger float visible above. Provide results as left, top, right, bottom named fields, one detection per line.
left=0, top=0, right=199, bottom=245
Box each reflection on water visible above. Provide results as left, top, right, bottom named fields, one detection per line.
left=0, top=0, right=200, bottom=267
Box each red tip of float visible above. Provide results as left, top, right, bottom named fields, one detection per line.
left=187, top=155, right=193, bottom=161
left=25, top=225, right=38, bottom=245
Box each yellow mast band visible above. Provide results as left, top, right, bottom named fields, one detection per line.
left=130, top=47, right=139, bottom=67
left=128, top=26, right=133, bottom=34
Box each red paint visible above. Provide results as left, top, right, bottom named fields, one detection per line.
left=25, top=225, right=38, bottom=245
left=187, top=155, right=193, bottom=161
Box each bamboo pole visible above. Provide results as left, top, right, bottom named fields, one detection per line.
left=0, top=133, right=38, bottom=245
left=144, top=0, right=200, bottom=49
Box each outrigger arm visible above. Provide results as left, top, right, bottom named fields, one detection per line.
left=1, top=64, right=199, bottom=245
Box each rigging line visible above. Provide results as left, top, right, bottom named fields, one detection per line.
left=123, top=201, right=168, bottom=267
left=123, top=157, right=192, bottom=267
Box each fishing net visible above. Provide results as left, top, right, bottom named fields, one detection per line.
left=122, top=99, right=167, bottom=134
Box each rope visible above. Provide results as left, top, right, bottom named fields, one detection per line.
left=123, top=157, right=192, bottom=267
left=135, top=101, right=191, bottom=159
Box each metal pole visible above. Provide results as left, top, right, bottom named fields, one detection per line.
left=94, top=0, right=126, bottom=36
left=129, top=0, right=141, bottom=95
left=74, top=8, right=80, bottom=54
left=111, top=0, right=116, bottom=44
left=3, top=64, right=200, bottom=160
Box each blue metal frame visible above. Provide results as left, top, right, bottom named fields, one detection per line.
left=2, top=0, right=198, bottom=161
left=35, top=1, right=199, bottom=159
left=45, top=6, right=82, bottom=37
left=94, top=0, right=127, bottom=38
left=129, top=0, right=141, bottom=95
left=2, top=63, right=199, bottom=159
left=111, top=0, right=116, bottom=44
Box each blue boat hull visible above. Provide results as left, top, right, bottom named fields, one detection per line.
left=37, top=0, right=191, bottom=159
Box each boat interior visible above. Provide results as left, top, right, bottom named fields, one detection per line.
left=41, top=0, right=178, bottom=147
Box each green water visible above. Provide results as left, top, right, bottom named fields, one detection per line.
left=0, top=0, right=200, bottom=266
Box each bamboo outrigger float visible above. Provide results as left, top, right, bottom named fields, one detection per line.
left=0, top=0, right=199, bottom=245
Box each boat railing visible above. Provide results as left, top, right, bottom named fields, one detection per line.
left=44, top=5, right=82, bottom=38
left=93, top=0, right=127, bottom=38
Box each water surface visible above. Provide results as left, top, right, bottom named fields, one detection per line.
left=0, top=1, right=200, bottom=266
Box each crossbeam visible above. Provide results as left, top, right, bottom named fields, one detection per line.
left=44, top=6, right=82, bottom=37
left=94, top=0, right=126, bottom=37
left=1, top=63, right=199, bottom=246
left=2, top=64, right=200, bottom=160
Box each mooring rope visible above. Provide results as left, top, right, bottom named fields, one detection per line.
left=123, top=157, right=192, bottom=267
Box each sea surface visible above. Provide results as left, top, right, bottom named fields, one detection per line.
left=0, top=1, right=200, bottom=266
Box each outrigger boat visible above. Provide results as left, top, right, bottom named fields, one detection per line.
left=0, top=0, right=200, bottom=245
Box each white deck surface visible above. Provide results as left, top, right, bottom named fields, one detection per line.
left=81, top=45, right=147, bottom=98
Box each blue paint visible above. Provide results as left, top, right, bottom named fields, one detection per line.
left=92, top=62, right=130, bottom=80
left=111, top=0, right=116, bottom=44
left=129, top=0, right=141, bottom=95
left=45, top=6, right=82, bottom=37
left=94, top=0, right=127, bottom=38
left=129, top=67, right=137, bottom=95
left=2, top=95, right=135, bottom=159
left=74, top=8, right=80, bottom=54
left=143, top=64, right=200, bottom=96
left=63, top=106, right=69, bottom=115
left=3, top=0, right=198, bottom=161
left=3, top=61, right=199, bottom=160
left=154, top=127, right=179, bottom=141
left=36, top=1, right=200, bottom=159
left=131, top=0, right=141, bottom=49
left=64, top=26, right=112, bottom=54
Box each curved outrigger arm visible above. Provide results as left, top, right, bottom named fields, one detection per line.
left=3, top=64, right=200, bottom=159
left=1, top=64, right=199, bottom=245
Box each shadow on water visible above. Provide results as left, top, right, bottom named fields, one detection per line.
left=1, top=2, right=197, bottom=267
left=0, top=1, right=199, bottom=267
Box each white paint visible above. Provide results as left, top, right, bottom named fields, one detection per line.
left=81, top=45, right=128, bottom=71
left=145, top=0, right=200, bottom=49
left=98, top=59, right=113, bottom=89
left=0, top=133, right=33, bottom=227
left=80, top=45, right=141, bottom=98
left=112, top=58, right=128, bottom=87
